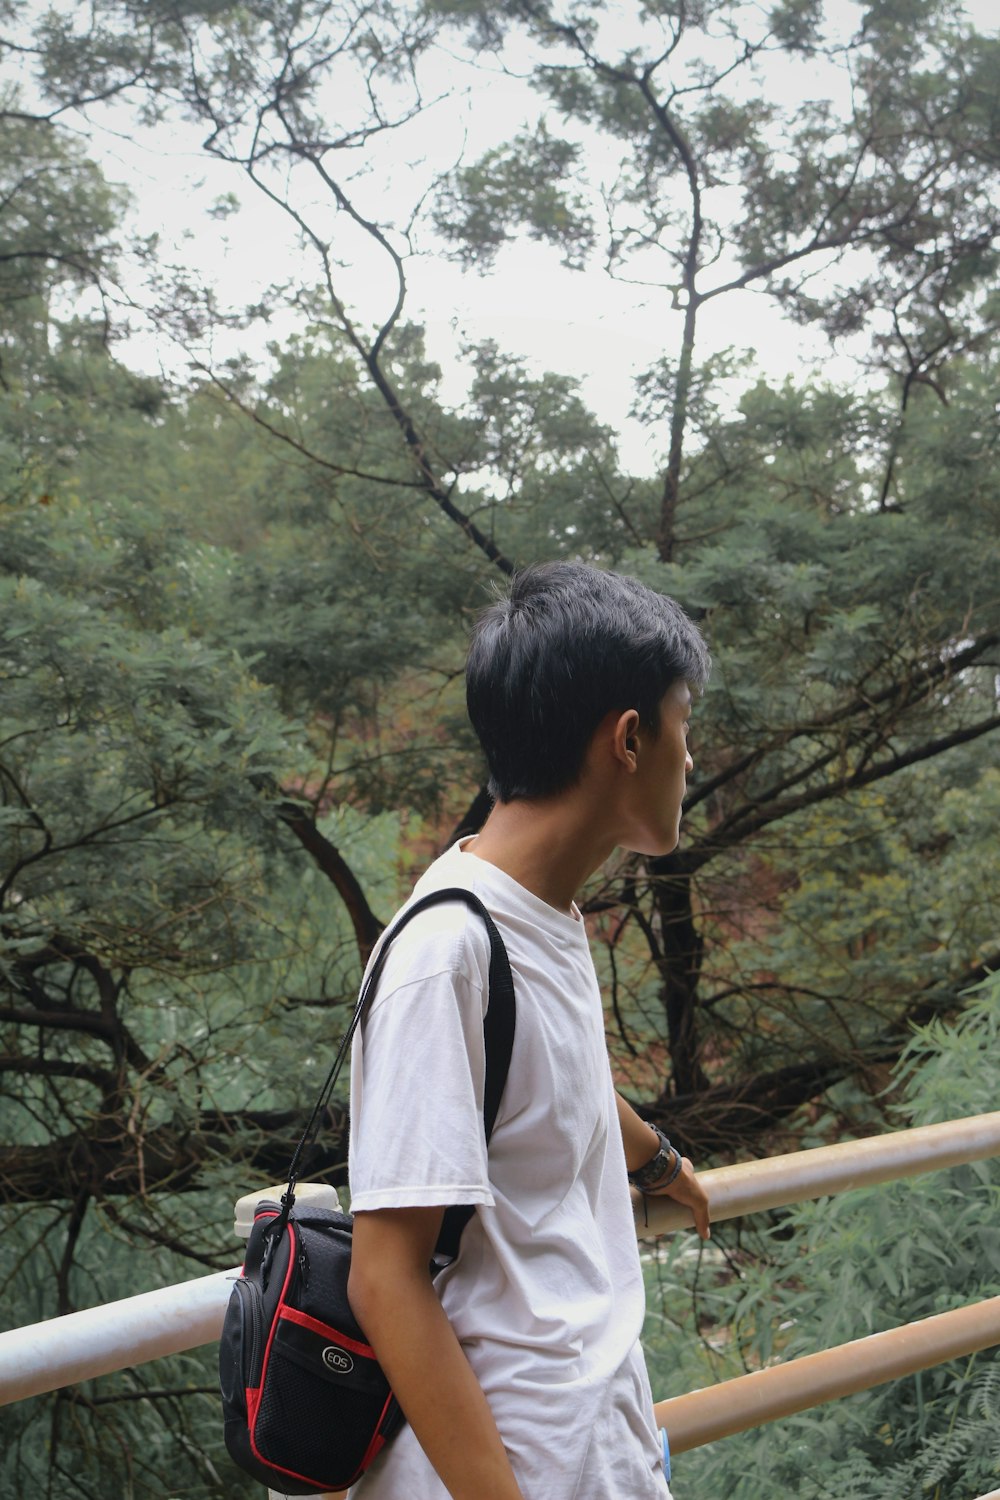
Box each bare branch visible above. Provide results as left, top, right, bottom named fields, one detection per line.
left=692, top=711, right=1000, bottom=868
left=275, top=795, right=384, bottom=962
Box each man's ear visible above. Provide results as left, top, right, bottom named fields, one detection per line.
left=612, top=709, right=641, bottom=771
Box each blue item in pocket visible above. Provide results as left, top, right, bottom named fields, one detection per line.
left=659, top=1426, right=672, bottom=1481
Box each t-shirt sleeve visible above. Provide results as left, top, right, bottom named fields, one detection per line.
left=348, top=914, right=494, bottom=1213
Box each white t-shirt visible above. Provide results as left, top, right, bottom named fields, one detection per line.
left=348, top=840, right=669, bottom=1500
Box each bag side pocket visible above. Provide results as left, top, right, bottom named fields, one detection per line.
left=219, top=1277, right=264, bottom=1416
left=251, top=1305, right=396, bottom=1488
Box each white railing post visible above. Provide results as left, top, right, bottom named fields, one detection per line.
left=233, top=1180, right=341, bottom=1238
left=2, top=1121, right=999, bottom=1473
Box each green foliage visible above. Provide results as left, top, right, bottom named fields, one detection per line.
left=644, top=979, right=1000, bottom=1499
left=601, top=356, right=999, bottom=1108
left=0, top=112, right=125, bottom=375
left=433, top=123, right=596, bottom=269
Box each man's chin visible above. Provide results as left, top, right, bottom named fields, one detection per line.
left=624, top=829, right=681, bottom=858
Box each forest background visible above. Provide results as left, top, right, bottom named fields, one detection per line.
left=1, top=1, right=998, bottom=1496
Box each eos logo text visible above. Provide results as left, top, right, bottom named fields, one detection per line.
left=322, top=1347, right=354, bottom=1375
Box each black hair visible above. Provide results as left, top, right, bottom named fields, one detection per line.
left=466, top=561, right=710, bottom=803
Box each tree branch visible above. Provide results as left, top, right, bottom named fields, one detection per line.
left=691, top=711, right=1000, bottom=869
left=685, top=629, right=1000, bottom=815
left=215, top=103, right=518, bottom=577
left=0, top=1055, right=112, bottom=1089
left=276, top=797, right=384, bottom=962
left=0, top=1105, right=349, bottom=1205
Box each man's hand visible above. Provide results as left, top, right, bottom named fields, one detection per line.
left=649, top=1155, right=711, bottom=1239
left=615, top=1091, right=711, bottom=1239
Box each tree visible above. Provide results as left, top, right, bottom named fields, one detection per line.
left=0, top=109, right=640, bottom=1494
left=1, top=6, right=999, bottom=1490
left=416, top=0, right=1000, bottom=1122
left=4, top=0, right=997, bottom=1174
left=0, top=112, right=125, bottom=370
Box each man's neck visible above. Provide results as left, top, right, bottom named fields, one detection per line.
left=463, top=796, right=616, bottom=915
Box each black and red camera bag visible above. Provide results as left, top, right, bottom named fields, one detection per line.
left=219, top=1195, right=402, bottom=1492
left=218, top=888, right=515, bottom=1494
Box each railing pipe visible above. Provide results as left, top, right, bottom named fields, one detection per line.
left=639, top=1110, right=1000, bottom=1236
left=0, top=1269, right=238, bottom=1408
left=0, top=1183, right=340, bottom=1409
left=655, top=1295, right=1000, bottom=1453
left=2, top=1122, right=998, bottom=1412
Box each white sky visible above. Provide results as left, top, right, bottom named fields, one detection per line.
left=60, top=0, right=996, bottom=475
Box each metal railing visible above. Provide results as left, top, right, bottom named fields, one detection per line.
left=635, top=1108, right=1000, bottom=1237
left=0, top=1266, right=239, bottom=1408
left=2, top=1112, right=999, bottom=1473
left=654, top=1294, right=1000, bottom=1453
left=0, top=1182, right=340, bottom=1408
left=641, top=1109, right=1000, bottom=1457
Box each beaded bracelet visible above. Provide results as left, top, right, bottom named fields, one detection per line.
left=629, top=1123, right=684, bottom=1192
left=644, top=1146, right=684, bottom=1191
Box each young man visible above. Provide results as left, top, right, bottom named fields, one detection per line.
left=347, top=562, right=712, bottom=1500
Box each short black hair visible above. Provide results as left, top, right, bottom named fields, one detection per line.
left=466, top=561, right=710, bottom=803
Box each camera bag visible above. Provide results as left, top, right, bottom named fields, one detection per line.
left=218, top=887, right=516, bottom=1494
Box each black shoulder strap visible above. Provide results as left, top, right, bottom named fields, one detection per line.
left=282, top=887, right=516, bottom=1261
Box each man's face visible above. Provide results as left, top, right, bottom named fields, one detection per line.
left=621, top=680, right=694, bottom=857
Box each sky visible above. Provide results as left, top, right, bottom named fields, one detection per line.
left=54, top=0, right=997, bottom=475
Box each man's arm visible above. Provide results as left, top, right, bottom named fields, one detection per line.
left=348, top=1206, right=525, bottom=1500
left=615, top=1090, right=711, bottom=1239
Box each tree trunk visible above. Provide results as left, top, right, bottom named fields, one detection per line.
left=649, top=854, right=710, bottom=1098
